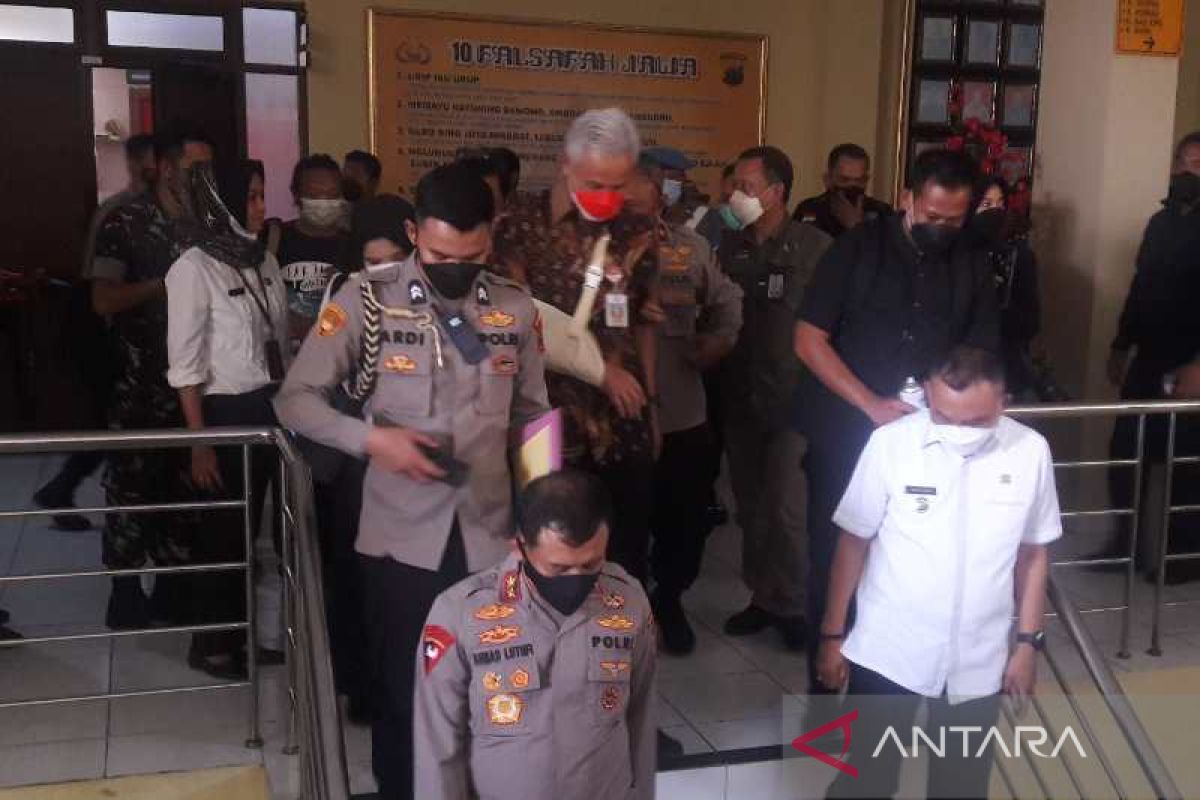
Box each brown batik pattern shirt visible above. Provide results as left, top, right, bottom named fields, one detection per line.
left=493, top=192, right=658, bottom=466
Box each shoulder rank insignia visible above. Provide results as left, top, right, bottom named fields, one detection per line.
left=482, top=671, right=502, bottom=692
left=487, top=693, right=525, bottom=726
left=476, top=283, right=491, bottom=306
left=600, top=685, right=621, bottom=712
left=595, top=613, right=635, bottom=631
left=479, top=309, right=515, bottom=328
left=500, top=570, right=521, bottom=603
left=510, top=668, right=530, bottom=690
left=422, top=624, right=455, bottom=674
left=602, top=592, right=625, bottom=610
left=383, top=354, right=417, bottom=373
left=408, top=280, right=427, bottom=305
left=317, top=303, right=347, bottom=337
left=474, top=603, right=516, bottom=621
left=599, top=660, right=630, bottom=678
left=478, top=624, right=521, bottom=645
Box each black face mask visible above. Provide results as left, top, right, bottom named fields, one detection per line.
left=839, top=186, right=865, bottom=204
left=970, top=208, right=1008, bottom=248
left=423, top=261, right=484, bottom=299
left=909, top=219, right=962, bottom=256
left=1167, top=172, right=1200, bottom=206
left=521, top=556, right=599, bottom=616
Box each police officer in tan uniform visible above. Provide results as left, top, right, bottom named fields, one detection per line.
left=414, top=470, right=656, bottom=800
left=274, top=162, right=548, bottom=800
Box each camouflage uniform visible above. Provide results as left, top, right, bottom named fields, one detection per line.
left=91, top=194, right=196, bottom=568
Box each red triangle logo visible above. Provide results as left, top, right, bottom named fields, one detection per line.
left=791, top=709, right=859, bottom=778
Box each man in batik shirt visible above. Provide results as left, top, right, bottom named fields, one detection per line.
left=493, top=108, right=659, bottom=584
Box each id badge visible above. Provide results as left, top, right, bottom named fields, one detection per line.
left=767, top=272, right=785, bottom=300
left=265, top=339, right=284, bottom=381
left=604, top=292, right=629, bottom=328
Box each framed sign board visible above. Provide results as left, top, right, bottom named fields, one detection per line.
left=368, top=10, right=767, bottom=198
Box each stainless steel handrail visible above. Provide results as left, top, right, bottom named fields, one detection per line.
left=1046, top=574, right=1183, bottom=800
left=0, top=426, right=352, bottom=799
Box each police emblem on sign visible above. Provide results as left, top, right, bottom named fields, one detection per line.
left=409, top=280, right=427, bottom=305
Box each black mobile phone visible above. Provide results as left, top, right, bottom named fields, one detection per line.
left=418, top=442, right=469, bottom=487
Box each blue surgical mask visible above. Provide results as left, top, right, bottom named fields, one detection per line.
left=662, top=178, right=683, bottom=207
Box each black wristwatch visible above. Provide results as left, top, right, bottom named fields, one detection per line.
left=1015, top=631, right=1045, bottom=651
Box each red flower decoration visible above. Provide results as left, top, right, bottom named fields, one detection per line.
left=946, top=136, right=966, bottom=151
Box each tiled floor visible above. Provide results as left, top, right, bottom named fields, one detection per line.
left=3, top=453, right=1200, bottom=799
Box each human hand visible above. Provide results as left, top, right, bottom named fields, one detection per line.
left=190, top=445, right=224, bottom=493
left=830, top=191, right=865, bottom=230
left=865, top=397, right=916, bottom=427
left=1107, top=349, right=1130, bottom=387
left=816, top=639, right=849, bottom=692
left=1002, top=645, right=1037, bottom=715
left=365, top=426, right=447, bottom=483
left=1172, top=361, right=1200, bottom=398
left=602, top=364, right=648, bottom=419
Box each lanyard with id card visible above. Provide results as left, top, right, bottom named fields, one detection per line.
left=604, top=262, right=629, bottom=329
left=234, top=265, right=284, bottom=381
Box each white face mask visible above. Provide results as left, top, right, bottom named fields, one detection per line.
left=661, top=178, right=683, bottom=207
left=299, top=197, right=347, bottom=229
left=729, top=189, right=765, bottom=226
left=932, top=423, right=996, bottom=457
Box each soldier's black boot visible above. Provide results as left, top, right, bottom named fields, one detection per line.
left=106, top=576, right=149, bottom=630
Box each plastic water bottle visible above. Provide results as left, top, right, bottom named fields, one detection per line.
left=898, top=376, right=926, bottom=409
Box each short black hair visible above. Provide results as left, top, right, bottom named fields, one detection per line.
left=290, top=153, right=341, bottom=197
left=827, top=143, right=870, bottom=172
left=125, top=134, right=155, bottom=161
left=929, top=346, right=1006, bottom=391
left=721, top=162, right=736, bottom=180
left=737, top=145, right=795, bottom=202
left=973, top=174, right=1010, bottom=208
left=517, top=469, right=613, bottom=548
left=154, top=124, right=215, bottom=164
left=457, top=154, right=502, bottom=184
left=344, top=149, right=382, bottom=181
left=489, top=147, right=521, bottom=199
left=908, top=148, right=979, bottom=196
left=1176, top=131, right=1200, bottom=162
left=414, top=161, right=494, bottom=231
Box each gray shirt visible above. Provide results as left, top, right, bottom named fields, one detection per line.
left=655, top=224, right=743, bottom=434
left=414, top=552, right=657, bottom=800
left=273, top=255, right=549, bottom=571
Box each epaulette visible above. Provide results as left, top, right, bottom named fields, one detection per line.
left=461, top=564, right=507, bottom=598
left=479, top=269, right=530, bottom=294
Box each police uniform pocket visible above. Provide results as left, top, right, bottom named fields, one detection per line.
left=476, top=350, right=517, bottom=415
left=377, top=348, right=433, bottom=417
left=470, top=652, right=541, bottom=738
left=587, top=650, right=633, bottom=727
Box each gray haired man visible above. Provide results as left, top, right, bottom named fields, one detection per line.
left=493, top=108, right=662, bottom=584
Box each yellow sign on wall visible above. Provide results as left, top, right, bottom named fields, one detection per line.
left=368, top=10, right=767, bottom=198
left=1116, top=0, right=1185, bottom=56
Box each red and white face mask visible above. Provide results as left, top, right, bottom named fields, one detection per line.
left=571, top=189, right=624, bottom=222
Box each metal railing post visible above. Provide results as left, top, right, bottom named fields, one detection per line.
left=281, top=453, right=299, bottom=756
left=1149, top=413, right=1176, bottom=657
left=1119, top=413, right=1146, bottom=659
left=243, top=443, right=262, bottom=749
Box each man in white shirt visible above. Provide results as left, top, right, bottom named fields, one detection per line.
left=816, top=346, right=1061, bottom=799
